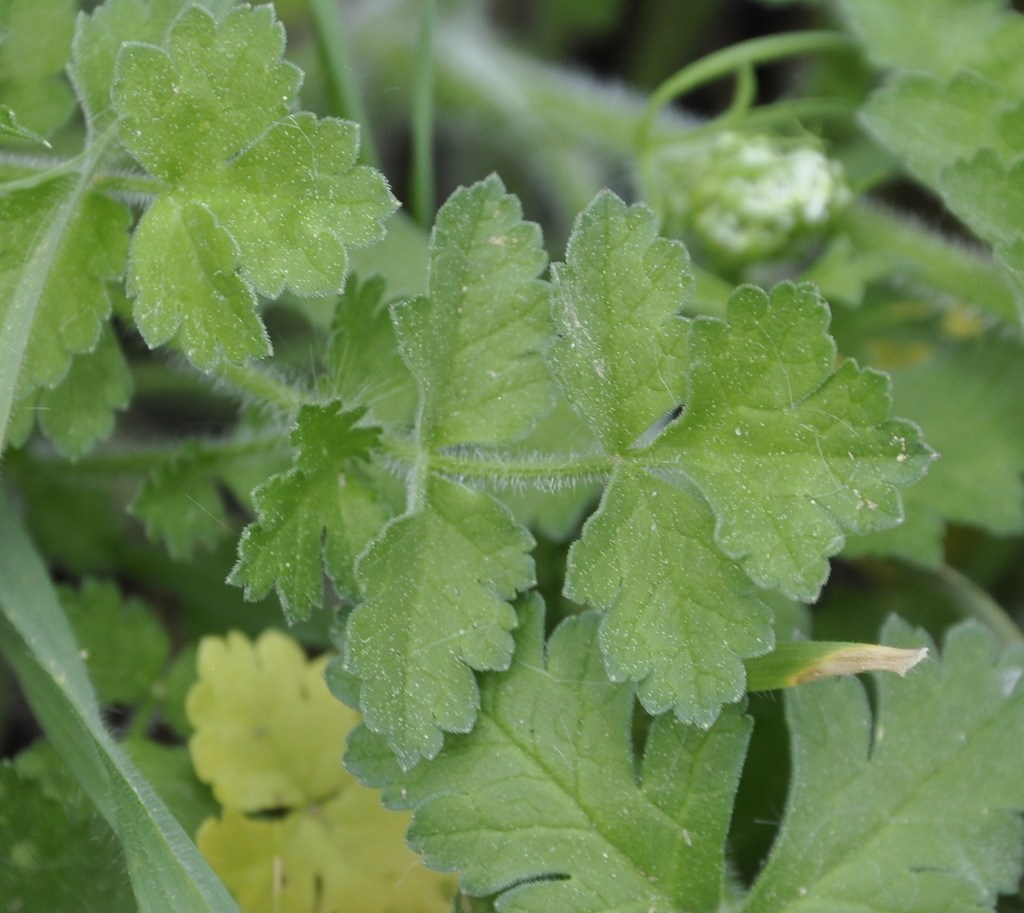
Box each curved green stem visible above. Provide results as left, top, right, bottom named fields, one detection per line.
left=656, top=96, right=858, bottom=149
left=839, top=202, right=1018, bottom=323
left=213, top=362, right=307, bottom=412
left=934, top=564, right=1024, bottom=645
left=636, top=31, right=856, bottom=154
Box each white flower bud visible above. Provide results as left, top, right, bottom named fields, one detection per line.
left=650, top=132, right=852, bottom=264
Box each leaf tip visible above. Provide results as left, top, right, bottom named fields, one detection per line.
left=793, top=643, right=929, bottom=684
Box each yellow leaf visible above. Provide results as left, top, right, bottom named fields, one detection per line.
left=188, top=629, right=456, bottom=913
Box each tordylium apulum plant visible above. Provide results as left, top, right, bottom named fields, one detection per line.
left=3, top=1, right=1024, bottom=912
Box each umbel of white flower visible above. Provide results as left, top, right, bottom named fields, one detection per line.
left=654, top=132, right=852, bottom=264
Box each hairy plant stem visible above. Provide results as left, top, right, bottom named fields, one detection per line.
left=839, top=203, right=1019, bottom=323
left=7, top=433, right=288, bottom=478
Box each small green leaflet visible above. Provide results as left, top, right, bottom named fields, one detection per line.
left=69, top=0, right=194, bottom=133
left=342, top=477, right=535, bottom=769
left=231, top=404, right=387, bottom=623
left=392, top=175, right=553, bottom=447
left=549, top=189, right=691, bottom=452
left=60, top=578, right=170, bottom=708
left=567, top=465, right=772, bottom=725
left=325, top=274, right=418, bottom=427
left=0, top=178, right=129, bottom=396
left=344, top=595, right=751, bottom=913
left=9, top=323, right=132, bottom=458
left=740, top=619, right=1024, bottom=913
left=656, top=281, right=933, bottom=600
left=132, top=441, right=236, bottom=562
left=113, top=4, right=397, bottom=370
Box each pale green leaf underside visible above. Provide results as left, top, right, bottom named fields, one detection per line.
left=343, top=477, right=535, bottom=768
left=657, top=282, right=933, bottom=601
left=113, top=5, right=299, bottom=180
left=346, top=597, right=751, bottom=913
left=128, top=199, right=267, bottom=369
left=114, top=4, right=396, bottom=370
left=69, top=0, right=192, bottom=132
left=393, top=175, right=552, bottom=447
left=550, top=190, right=692, bottom=452
left=741, top=620, right=1024, bottom=913
left=568, top=464, right=773, bottom=724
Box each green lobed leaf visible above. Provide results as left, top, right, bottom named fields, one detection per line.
left=128, top=198, right=268, bottom=370
left=549, top=189, right=692, bottom=452
left=68, top=0, right=193, bottom=133
left=341, top=476, right=535, bottom=768
left=344, top=595, right=752, bottom=913
left=60, top=578, right=170, bottom=708
left=741, top=619, right=1024, bottom=913
left=230, top=403, right=388, bottom=622
left=654, top=281, right=933, bottom=601
left=131, top=431, right=288, bottom=562
left=187, top=629, right=456, bottom=913
left=325, top=274, right=418, bottom=426
left=0, top=177, right=131, bottom=420
left=114, top=5, right=300, bottom=181
left=36, top=323, right=132, bottom=457
left=132, top=441, right=235, bottom=562
left=393, top=175, right=553, bottom=447
left=113, top=4, right=397, bottom=370
left=567, top=464, right=772, bottom=725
